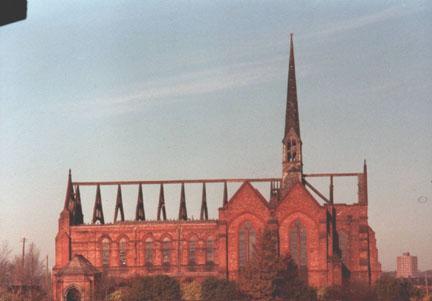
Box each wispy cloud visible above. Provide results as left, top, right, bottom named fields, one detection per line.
left=304, top=5, right=418, bottom=39
left=65, top=55, right=287, bottom=118
left=59, top=4, right=421, bottom=119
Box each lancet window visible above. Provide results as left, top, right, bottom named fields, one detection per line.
left=239, top=221, right=256, bottom=268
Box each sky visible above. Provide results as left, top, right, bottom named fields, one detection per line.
left=0, top=0, right=431, bottom=272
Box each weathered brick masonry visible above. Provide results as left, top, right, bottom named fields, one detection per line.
left=52, top=35, right=381, bottom=301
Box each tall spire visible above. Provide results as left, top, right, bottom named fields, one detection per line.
left=281, top=34, right=303, bottom=192
left=92, top=185, right=105, bottom=224
left=135, top=184, right=146, bottom=221
left=178, top=183, right=188, bottom=221
left=114, top=185, right=125, bottom=222
left=157, top=184, right=167, bottom=221
left=200, top=183, right=208, bottom=220
left=284, top=33, right=300, bottom=139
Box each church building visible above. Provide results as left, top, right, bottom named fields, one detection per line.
left=52, top=35, right=381, bottom=301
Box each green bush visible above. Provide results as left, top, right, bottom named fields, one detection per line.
left=320, top=283, right=375, bottom=301
left=181, top=278, right=201, bottom=301
left=375, top=276, right=416, bottom=301
left=122, top=275, right=181, bottom=301
left=201, top=276, right=244, bottom=301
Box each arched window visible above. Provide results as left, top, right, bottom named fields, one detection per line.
left=119, top=238, right=127, bottom=266
left=145, top=237, right=153, bottom=265
left=287, top=138, right=297, bottom=162
left=289, top=220, right=307, bottom=269
left=162, top=237, right=171, bottom=266
left=238, top=221, right=256, bottom=268
left=188, top=236, right=197, bottom=265
left=101, top=238, right=110, bottom=267
left=206, top=237, right=215, bottom=264
left=338, top=231, right=349, bottom=264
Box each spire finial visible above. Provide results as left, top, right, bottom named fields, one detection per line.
left=135, top=184, right=146, bottom=221
left=178, top=183, right=188, bottom=221
left=114, top=185, right=125, bottom=222
left=64, top=170, right=74, bottom=210
left=200, top=182, right=208, bottom=220
left=73, top=185, right=84, bottom=225
left=157, top=184, right=167, bottom=221
left=222, top=181, right=228, bottom=206
left=92, top=184, right=105, bottom=224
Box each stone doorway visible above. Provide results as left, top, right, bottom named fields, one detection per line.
left=65, top=287, right=81, bottom=301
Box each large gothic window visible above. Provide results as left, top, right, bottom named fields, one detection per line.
left=289, top=220, right=307, bottom=269
left=145, top=237, right=153, bottom=265
left=101, top=238, right=110, bottom=267
left=238, top=221, right=256, bottom=268
left=119, top=238, right=127, bottom=266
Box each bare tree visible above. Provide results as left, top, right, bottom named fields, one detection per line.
left=0, top=241, right=12, bottom=288
left=0, top=240, right=50, bottom=301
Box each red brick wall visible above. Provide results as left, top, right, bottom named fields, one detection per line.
left=53, top=181, right=381, bottom=300
left=67, top=221, right=222, bottom=280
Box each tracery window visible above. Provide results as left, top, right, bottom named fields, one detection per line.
left=162, top=237, right=171, bottom=266
left=101, top=238, right=110, bottom=267
left=206, top=237, right=215, bottom=264
left=238, top=221, right=256, bottom=268
left=289, top=220, right=307, bottom=268
left=119, top=238, right=127, bottom=266
left=145, top=237, right=153, bottom=265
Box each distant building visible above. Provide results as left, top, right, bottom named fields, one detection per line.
left=397, top=252, right=418, bottom=278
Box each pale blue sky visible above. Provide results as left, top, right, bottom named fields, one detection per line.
left=0, top=1, right=431, bottom=271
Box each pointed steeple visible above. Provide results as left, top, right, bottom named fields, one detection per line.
left=135, top=184, right=146, bottom=221
left=178, top=183, right=188, bottom=221
left=114, top=185, right=125, bottom=222
left=92, top=185, right=105, bottom=224
left=64, top=169, right=74, bottom=211
left=281, top=34, right=303, bottom=192
left=73, top=185, right=84, bottom=225
left=284, top=33, right=300, bottom=139
left=222, top=181, right=228, bottom=206
left=157, top=184, right=167, bottom=221
left=200, top=183, right=208, bottom=220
